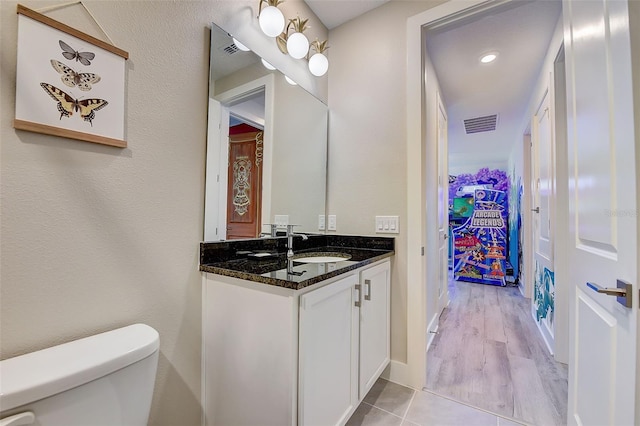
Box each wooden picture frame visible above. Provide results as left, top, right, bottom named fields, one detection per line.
left=14, top=5, right=129, bottom=148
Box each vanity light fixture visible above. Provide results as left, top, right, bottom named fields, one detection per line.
left=255, top=1, right=329, bottom=77
left=277, top=17, right=310, bottom=59
left=308, top=39, right=329, bottom=76
left=261, top=58, right=276, bottom=70
left=480, top=52, right=498, bottom=63
left=284, top=75, right=298, bottom=85
left=258, top=0, right=285, bottom=37
left=232, top=37, right=250, bottom=52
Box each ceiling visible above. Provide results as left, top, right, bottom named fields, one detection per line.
left=304, top=0, right=562, bottom=169
left=305, top=0, right=392, bottom=29
left=426, top=0, right=562, bottom=168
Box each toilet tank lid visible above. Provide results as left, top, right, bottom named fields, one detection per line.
left=0, top=323, right=159, bottom=412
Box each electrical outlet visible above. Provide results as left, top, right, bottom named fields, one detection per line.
left=274, top=215, right=289, bottom=229
left=375, top=216, right=399, bottom=234
left=328, top=215, right=337, bottom=231
left=318, top=215, right=326, bottom=231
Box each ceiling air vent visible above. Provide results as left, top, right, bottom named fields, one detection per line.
left=463, top=114, right=498, bottom=134
left=222, top=43, right=241, bottom=55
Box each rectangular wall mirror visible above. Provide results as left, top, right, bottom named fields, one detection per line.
left=204, top=23, right=328, bottom=241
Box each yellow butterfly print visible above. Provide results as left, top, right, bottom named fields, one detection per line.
left=40, top=83, right=108, bottom=126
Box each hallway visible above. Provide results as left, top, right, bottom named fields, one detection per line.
left=426, top=277, right=568, bottom=425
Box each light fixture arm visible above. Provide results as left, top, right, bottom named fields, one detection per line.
left=309, top=38, right=329, bottom=56
left=287, top=16, right=310, bottom=34
left=258, top=0, right=284, bottom=17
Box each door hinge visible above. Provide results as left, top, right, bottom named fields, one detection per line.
left=421, top=247, right=425, bottom=256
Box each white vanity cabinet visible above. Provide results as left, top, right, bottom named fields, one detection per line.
left=202, top=258, right=391, bottom=426
left=298, top=261, right=391, bottom=426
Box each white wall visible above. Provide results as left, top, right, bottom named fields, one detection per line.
left=327, top=0, right=446, bottom=369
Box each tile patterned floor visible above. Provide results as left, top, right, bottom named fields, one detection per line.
left=347, top=378, right=527, bottom=426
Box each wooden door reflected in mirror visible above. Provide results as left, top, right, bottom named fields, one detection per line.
left=226, top=130, right=263, bottom=239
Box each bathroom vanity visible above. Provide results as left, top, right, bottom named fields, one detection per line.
left=200, top=235, right=393, bottom=426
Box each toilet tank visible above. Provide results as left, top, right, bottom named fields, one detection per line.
left=0, top=324, right=159, bottom=426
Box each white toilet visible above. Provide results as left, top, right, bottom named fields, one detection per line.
left=0, top=323, right=159, bottom=426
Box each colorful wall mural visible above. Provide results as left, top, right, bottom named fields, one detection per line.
left=449, top=168, right=509, bottom=203
left=534, top=262, right=555, bottom=336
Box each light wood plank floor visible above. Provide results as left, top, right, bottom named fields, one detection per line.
left=426, top=275, right=568, bottom=425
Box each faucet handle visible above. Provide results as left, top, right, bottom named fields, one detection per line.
left=262, top=224, right=278, bottom=237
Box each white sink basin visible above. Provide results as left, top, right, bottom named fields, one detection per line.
left=294, top=254, right=352, bottom=263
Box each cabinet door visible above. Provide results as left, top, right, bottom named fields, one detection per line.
left=299, top=274, right=359, bottom=426
left=359, top=261, right=391, bottom=399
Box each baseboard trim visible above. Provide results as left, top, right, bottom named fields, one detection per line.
left=381, top=360, right=413, bottom=388
left=534, top=313, right=555, bottom=355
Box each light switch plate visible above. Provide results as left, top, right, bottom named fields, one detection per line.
left=318, top=215, right=326, bottom=231
left=375, top=216, right=399, bottom=234
left=328, top=215, right=337, bottom=231
left=274, top=215, right=289, bottom=229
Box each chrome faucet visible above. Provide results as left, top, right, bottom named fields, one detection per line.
left=286, top=224, right=309, bottom=257
left=260, top=224, right=278, bottom=238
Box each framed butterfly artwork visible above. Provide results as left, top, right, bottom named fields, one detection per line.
left=14, top=5, right=129, bottom=148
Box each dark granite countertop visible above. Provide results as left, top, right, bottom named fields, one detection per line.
left=200, top=235, right=394, bottom=290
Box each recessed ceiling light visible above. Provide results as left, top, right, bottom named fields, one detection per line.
left=480, top=52, right=498, bottom=63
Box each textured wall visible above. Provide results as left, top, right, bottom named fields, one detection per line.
left=2, top=1, right=213, bottom=425
left=327, top=0, right=445, bottom=365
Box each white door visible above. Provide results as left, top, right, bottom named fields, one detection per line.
left=436, top=93, right=449, bottom=313
left=531, top=89, right=556, bottom=351
left=298, top=274, right=359, bottom=426
left=563, top=1, right=638, bottom=425
left=358, top=261, right=391, bottom=399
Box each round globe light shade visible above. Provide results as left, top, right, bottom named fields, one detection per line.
left=232, top=37, right=250, bottom=52
left=308, top=53, right=329, bottom=76
left=286, top=32, right=309, bottom=59
left=261, top=58, right=276, bottom=70
left=259, top=6, right=285, bottom=37
left=284, top=75, right=297, bottom=85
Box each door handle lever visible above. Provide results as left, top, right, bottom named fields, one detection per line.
left=531, top=207, right=540, bottom=213
left=587, top=280, right=633, bottom=308
left=587, top=282, right=626, bottom=296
